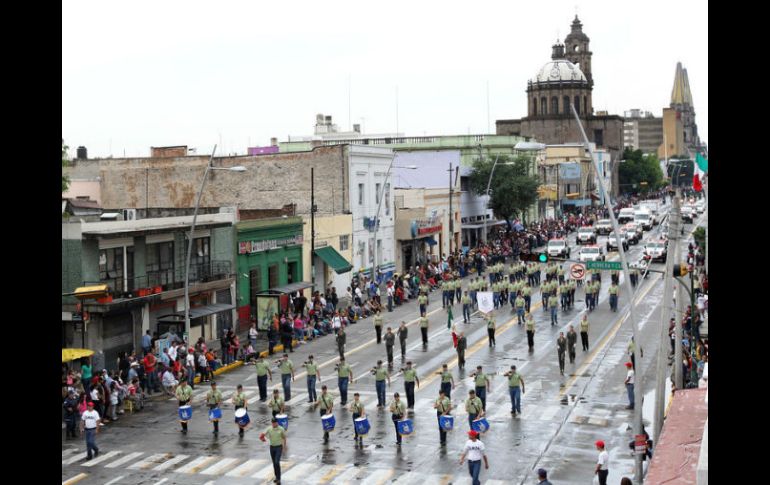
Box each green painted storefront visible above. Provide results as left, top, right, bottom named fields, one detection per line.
left=236, top=217, right=304, bottom=321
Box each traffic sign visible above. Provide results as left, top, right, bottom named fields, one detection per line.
left=587, top=261, right=623, bottom=271
left=570, top=263, right=586, bottom=280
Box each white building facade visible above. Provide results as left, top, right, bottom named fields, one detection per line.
left=349, top=145, right=396, bottom=280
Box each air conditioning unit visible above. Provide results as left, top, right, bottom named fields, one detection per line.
left=122, top=209, right=137, bottom=221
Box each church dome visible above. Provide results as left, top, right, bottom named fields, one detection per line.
left=532, top=59, right=587, bottom=84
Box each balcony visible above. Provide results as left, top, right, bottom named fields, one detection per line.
left=88, top=260, right=233, bottom=301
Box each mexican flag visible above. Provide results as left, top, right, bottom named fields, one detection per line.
left=692, top=152, right=707, bottom=192
left=695, top=152, right=708, bottom=173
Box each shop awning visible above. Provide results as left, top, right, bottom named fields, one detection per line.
left=314, top=246, right=353, bottom=274
left=69, top=284, right=110, bottom=299
left=257, top=281, right=313, bottom=295
left=423, top=236, right=438, bottom=246
left=62, top=348, right=94, bottom=363
left=156, top=303, right=236, bottom=322
left=461, top=220, right=507, bottom=230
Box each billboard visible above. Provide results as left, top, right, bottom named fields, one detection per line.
left=255, top=295, right=279, bottom=330
left=559, top=163, right=581, bottom=179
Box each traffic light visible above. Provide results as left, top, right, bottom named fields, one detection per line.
left=672, top=263, right=688, bottom=277
left=538, top=252, right=548, bottom=263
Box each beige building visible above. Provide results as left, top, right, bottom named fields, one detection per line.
left=301, top=214, right=354, bottom=296
left=394, top=188, right=460, bottom=272
left=539, top=144, right=607, bottom=217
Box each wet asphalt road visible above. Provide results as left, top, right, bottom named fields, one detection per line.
left=62, top=202, right=707, bottom=485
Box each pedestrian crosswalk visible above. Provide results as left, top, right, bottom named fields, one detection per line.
left=62, top=446, right=520, bottom=484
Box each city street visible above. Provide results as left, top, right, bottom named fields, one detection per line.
left=63, top=206, right=704, bottom=485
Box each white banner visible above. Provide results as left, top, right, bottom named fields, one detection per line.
left=477, top=292, right=494, bottom=314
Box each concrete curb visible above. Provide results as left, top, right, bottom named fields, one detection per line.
left=191, top=339, right=300, bottom=384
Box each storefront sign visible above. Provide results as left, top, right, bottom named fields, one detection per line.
left=256, top=295, right=279, bottom=330
left=363, top=217, right=380, bottom=231
left=239, top=235, right=303, bottom=254
left=410, top=213, right=443, bottom=238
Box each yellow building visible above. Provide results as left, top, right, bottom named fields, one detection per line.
left=301, top=214, right=354, bottom=296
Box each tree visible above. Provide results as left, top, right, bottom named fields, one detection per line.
left=618, top=148, right=664, bottom=194
left=62, top=139, right=70, bottom=193
left=468, top=154, right=540, bottom=225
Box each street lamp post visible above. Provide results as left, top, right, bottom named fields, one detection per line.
left=370, top=156, right=417, bottom=285
left=183, top=145, right=246, bottom=343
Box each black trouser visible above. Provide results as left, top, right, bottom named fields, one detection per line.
left=597, top=469, right=608, bottom=485
left=569, top=346, right=576, bottom=363
left=581, top=332, right=589, bottom=351
left=65, top=416, right=77, bottom=437
left=386, top=345, right=394, bottom=365
left=457, top=350, right=465, bottom=369
left=392, top=413, right=403, bottom=444
left=527, top=330, right=534, bottom=350
left=270, top=445, right=283, bottom=482
left=338, top=345, right=345, bottom=359
left=558, top=353, right=565, bottom=373
left=258, top=375, right=268, bottom=401
left=487, top=328, right=495, bottom=346
left=400, top=340, right=406, bottom=358
left=421, top=327, right=428, bottom=345
left=405, top=382, right=415, bottom=408
left=375, top=326, right=382, bottom=344
left=441, top=381, right=452, bottom=400
left=209, top=404, right=220, bottom=432
left=437, top=411, right=447, bottom=444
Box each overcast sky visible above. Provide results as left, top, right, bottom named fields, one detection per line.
left=62, top=0, right=707, bottom=159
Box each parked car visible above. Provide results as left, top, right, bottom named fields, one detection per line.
left=547, top=238, right=570, bottom=258
left=607, top=231, right=629, bottom=252
left=681, top=206, right=694, bottom=223
left=579, top=245, right=605, bottom=262
left=595, top=219, right=613, bottom=235
left=577, top=227, right=597, bottom=245
left=634, top=210, right=653, bottom=231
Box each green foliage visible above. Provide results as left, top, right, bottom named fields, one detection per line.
left=693, top=226, right=705, bottom=254
left=62, top=139, right=70, bottom=193
left=468, top=154, right=540, bottom=224
left=619, top=148, right=664, bottom=194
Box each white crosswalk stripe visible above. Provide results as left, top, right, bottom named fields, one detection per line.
left=103, top=475, right=124, bottom=485
left=224, top=458, right=267, bottom=477
left=175, top=456, right=218, bottom=474
left=251, top=460, right=294, bottom=480
left=281, top=462, right=319, bottom=481
left=62, top=473, right=88, bottom=485
left=485, top=479, right=511, bottom=485
left=105, top=452, right=144, bottom=468
left=81, top=450, right=121, bottom=467
left=396, top=473, right=452, bottom=485
left=538, top=405, right=561, bottom=421
left=359, top=468, right=395, bottom=485
left=330, top=465, right=365, bottom=484
left=129, top=453, right=174, bottom=470
left=304, top=464, right=348, bottom=483
left=62, top=452, right=88, bottom=465
left=61, top=448, right=81, bottom=459
left=200, top=457, right=240, bottom=475
left=152, top=454, right=190, bottom=472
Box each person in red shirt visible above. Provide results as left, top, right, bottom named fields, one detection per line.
left=451, top=325, right=459, bottom=349
left=143, top=352, right=159, bottom=394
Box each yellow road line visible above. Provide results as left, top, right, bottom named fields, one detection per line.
left=558, top=274, right=660, bottom=397
left=62, top=474, right=88, bottom=485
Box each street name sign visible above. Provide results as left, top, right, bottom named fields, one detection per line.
left=587, top=261, right=622, bottom=271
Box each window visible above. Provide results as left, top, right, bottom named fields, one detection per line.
left=339, top=234, right=349, bottom=251
left=268, top=264, right=279, bottom=289
left=540, top=97, right=547, bottom=115
left=358, top=183, right=365, bottom=205
left=146, top=241, right=174, bottom=286
left=375, top=183, right=381, bottom=204
left=563, top=96, right=570, bottom=115
left=384, top=183, right=390, bottom=215
left=551, top=97, right=558, bottom=114
left=584, top=96, right=588, bottom=115
left=532, top=98, right=537, bottom=116
left=249, top=267, right=261, bottom=315
left=593, top=129, right=604, bottom=147
left=188, top=237, right=210, bottom=282
left=574, top=96, right=581, bottom=115
left=99, top=246, right=135, bottom=292
left=460, top=176, right=470, bottom=192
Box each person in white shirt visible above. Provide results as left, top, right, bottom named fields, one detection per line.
left=624, top=362, right=635, bottom=410
left=185, top=351, right=196, bottom=389
left=80, top=402, right=101, bottom=460
left=595, top=440, right=609, bottom=485
left=249, top=323, right=258, bottom=348
left=355, top=287, right=363, bottom=306
left=162, top=368, right=178, bottom=396
left=168, top=343, right=177, bottom=362
left=459, top=430, right=488, bottom=485
left=332, top=313, right=342, bottom=334
left=387, top=285, right=395, bottom=312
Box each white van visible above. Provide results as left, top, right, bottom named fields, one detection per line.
left=634, top=210, right=653, bottom=230
left=618, top=208, right=636, bottom=223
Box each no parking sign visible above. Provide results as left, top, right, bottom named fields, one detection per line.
left=570, top=263, right=586, bottom=280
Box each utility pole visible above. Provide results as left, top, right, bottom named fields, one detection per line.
left=654, top=194, right=680, bottom=445
left=448, top=162, right=454, bottom=257
left=571, top=105, right=644, bottom=483
left=311, top=167, right=316, bottom=296
left=674, top=191, right=684, bottom=390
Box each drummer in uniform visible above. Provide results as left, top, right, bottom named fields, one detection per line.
left=232, top=384, right=248, bottom=436
left=319, top=385, right=334, bottom=444
left=206, top=381, right=223, bottom=435
left=269, top=388, right=285, bottom=419
left=350, top=392, right=366, bottom=446
left=175, top=379, right=193, bottom=434
left=389, top=392, right=407, bottom=446
left=434, top=389, right=452, bottom=446
left=471, top=366, right=490, bottom=411
left=465, top=389, right=485, bottom=429
left=260, top=418, right=287, bottom=485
